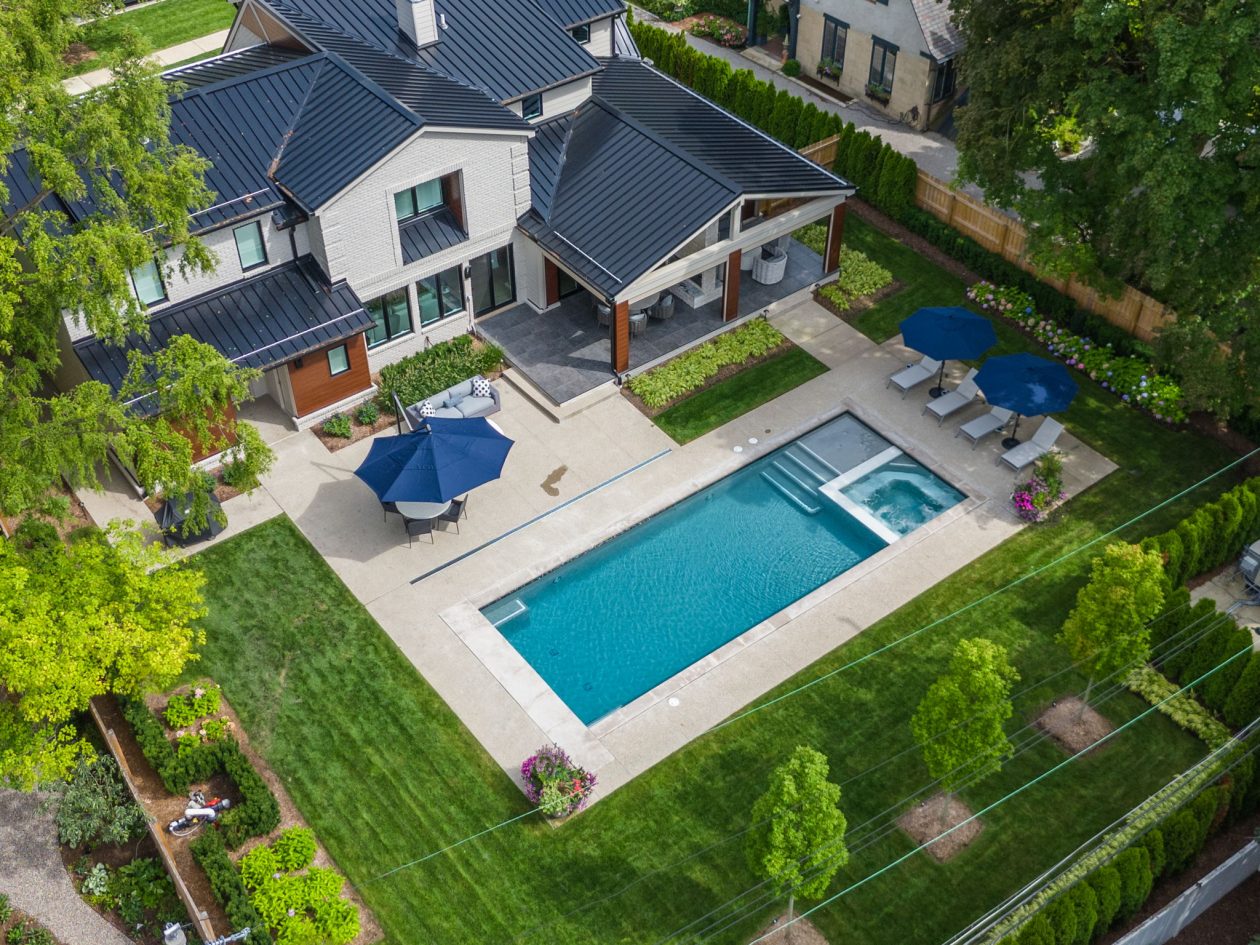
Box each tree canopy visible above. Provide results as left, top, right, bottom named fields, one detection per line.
left=1058, top=543, right=1167, bottom=701
left=910, top=637, right=1019, bottom=795
left=0, top=0, right=270, bottom=523
left=745, top=745, right=849, bottom=913
left=0, top=523, right=206, bottom=788
left=952, top=0, right=1260, bottom=417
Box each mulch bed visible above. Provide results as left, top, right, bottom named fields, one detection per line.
left=751, top=912, right=831, bottom=945
left=1035, top=697, right=1115, bottom=755
left=620, top=340, right=799, bottom=419
left=313, top=412, right=397, bottom=453
left=794, top=73, right=853, bottom=104
left=2, top=908, right=66, bottom=945
left=0, top=480, right=96, bottom=541
left=897, top=793, right=983, bottom=861
left=812, top=279, right=905, bottom=323
left=62, top=42, right=97, bottom=68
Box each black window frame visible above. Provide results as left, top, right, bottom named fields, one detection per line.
left=128, top=258, right=167, bottom=307
left=326, top=344, right=350, bottom=377
left=570, top=23, right=590, bottom=44
left=364, top=287, right=414, bottom=349
left=932, top=57, right=958, bottom=103
left=232, top=220, right=268, bottom=272
left=521, top=93, right=543, bottom=121
left=471, top=245, right=517, bottom=316
left=821, top=16, right=847, bottom=71
left=393, top=179, right=445, bottom=223
left=868, top=37, right=898, bottom=93
left=415, top=266, right=466, bottom=327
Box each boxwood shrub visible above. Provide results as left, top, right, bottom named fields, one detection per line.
left=190, top=831, right=274, bottom=945
left=376, top=334, right=503, bottom=412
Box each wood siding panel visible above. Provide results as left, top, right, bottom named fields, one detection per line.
left=724, top=251, right=741, bottom=321
left=288, top=334, right=372, bottom=418
left=544, top=259, right=561, bottom=306
left=612, top=301, right=629, bottom=373
left=178, top=401, right=238, bottom=463
left=824, top=203, right=846, bottom=274
left=441, top=172, right=465, bottom=231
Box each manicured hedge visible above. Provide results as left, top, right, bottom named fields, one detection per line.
left=190, top=831, right=274, bottom=945
left=121, top=698, right=280, bottom=848
left=1140, top=478, right=1260, bottom=586
left=375, top=334, right=503, bottom=413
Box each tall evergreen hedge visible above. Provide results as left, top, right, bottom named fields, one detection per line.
left=1140, top=478, right=1260, bottom=586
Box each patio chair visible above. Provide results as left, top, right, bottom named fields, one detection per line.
left=382, top=500, right=399, bottom=522
left=629, top=312, right=648, bottom=337
left=923, top=369, right=981, bottom=425
left=404, top=516, right=436, bottom=546
left=435, top=497, right=467, bottom=533
left=1000, top=418, right=1065, bottom=473
left=649, top=295, right=675, bottom=321
left=956, top=407, right=1014, bottom=449
left=595, top=302, right=612, bottom=328
left=752, top=247, right=788, bottom=285
left=886, top=356, right=942, bottom=397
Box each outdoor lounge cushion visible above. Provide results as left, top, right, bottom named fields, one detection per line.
left=457, top=396, right=496, bottom=418
left=887, top=357, right=942, bottom=396
left=924, top=369, right=980, bottom=424
left=1000, top=418, right=1065, bottom=472
left=472, top=377, right=492, bottom=398
left=432, top=405, right=464, bottom=419
left=443, top=380, right=475, bottom=405
left=957, top=407, right=1014, bottom=448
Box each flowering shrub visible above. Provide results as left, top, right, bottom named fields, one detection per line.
left=1011, top=451, right=1066, bottom=523
left=521, top=745, right=597, bottom=818
left=687, top=13, right=746, bottom=47
left=966, top=281, right=1186, bottom=423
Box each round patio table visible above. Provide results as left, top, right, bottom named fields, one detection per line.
left=629, top=294, right=659, bottom=315
left=395, top=499, right=452, bottom=520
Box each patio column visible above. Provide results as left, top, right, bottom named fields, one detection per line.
left=824, top=202, right=847, bottom=275
left=544, top=260, right=560, bottom=306
left=612, top=300, right=630, bottom=373
left=723, top=250, right=742, bottom=321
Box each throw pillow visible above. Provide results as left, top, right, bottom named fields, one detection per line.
left=419, top=400, right=436, bottom=417
left=472, top=377, right=492, bottom=398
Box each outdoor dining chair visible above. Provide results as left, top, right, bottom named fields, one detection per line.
left=404, top=516, right=436, bottom=546
left=436, top=497, right=468, bottom=534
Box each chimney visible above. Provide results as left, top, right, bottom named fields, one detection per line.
left=396, top=0, right=438, bottom=47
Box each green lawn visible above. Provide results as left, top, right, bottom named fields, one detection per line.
left=652, top=346, right=829, bottom=444
left=70, top=0, right=236, bottom=75
left=179, top=213, right=1241, bottom=945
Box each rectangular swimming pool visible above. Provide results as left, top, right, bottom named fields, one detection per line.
left=481, top=414, right=964, bottom=724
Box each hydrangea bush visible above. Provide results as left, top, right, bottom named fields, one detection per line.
left=966, top=281, right=1186, bottom=423
left=520, top=745, right=597, bottom=818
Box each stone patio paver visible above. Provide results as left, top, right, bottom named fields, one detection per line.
left=0, top=790, right=133, bottom=945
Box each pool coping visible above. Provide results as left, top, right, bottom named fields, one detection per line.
left=438, top=397, right=993, bottom=767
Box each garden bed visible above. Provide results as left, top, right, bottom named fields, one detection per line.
left=0, top=479, right=97, bottom=541
left=0, top=898, right=64, bottom=945
left=622, top=338, right=798, bottom=418
left=1035, top=697, right=1115, bottom=755
left=312, top=406, right=396, bottom=453
left=897, top=794, right=983, bottom=862
left=813, top=279, right=905, bottom=321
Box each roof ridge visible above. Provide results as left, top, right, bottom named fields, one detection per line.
left=167, top=47, right=326, bottom=100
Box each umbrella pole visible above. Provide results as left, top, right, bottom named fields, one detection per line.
left=930, top=360, right=947, bottom=398
left=1002, top=414, right=1022, bottom=449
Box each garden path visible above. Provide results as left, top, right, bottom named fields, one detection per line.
left=0, top=789, right=134, bottom=945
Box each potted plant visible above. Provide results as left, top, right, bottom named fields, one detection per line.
left=865, top=82, right=891, bottom=104
left=520, top=745, right=597, bottom=818
left=816, top=57, right=840, bottom=80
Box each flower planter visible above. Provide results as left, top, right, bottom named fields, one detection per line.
left=865, top=85, right=891, bottom=105
left=520, top=745, right=597, bottom=819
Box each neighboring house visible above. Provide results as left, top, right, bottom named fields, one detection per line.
left=14, top=0, right=853, bottom=436
left=781, top=0, right=962, bottom=130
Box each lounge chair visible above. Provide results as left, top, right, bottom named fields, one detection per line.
left=886, top=356, right=942, bottom=398
left=923, top=369, right=980, bottom=425
left=1000, top=418, right=1065, bottom=472
left=956, top=407, right=1014, bottom=449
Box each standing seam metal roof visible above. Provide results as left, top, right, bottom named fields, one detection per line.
left=534, top=0, right=625, bottom=27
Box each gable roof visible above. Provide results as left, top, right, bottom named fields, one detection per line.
left=910, top=0, right=964, bottom=61
left=268, top=0, right=601, bottom=102
left=593, top=58, right=850, bottom=195
left=534, top=0, right=625, bottom=27
left=521, top=99, right=739, bottom=298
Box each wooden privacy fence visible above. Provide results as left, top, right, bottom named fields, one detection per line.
left=790, top=134, right=1175, bottom=342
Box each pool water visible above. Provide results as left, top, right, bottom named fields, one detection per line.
left=481, top=414, right=964, bottom=724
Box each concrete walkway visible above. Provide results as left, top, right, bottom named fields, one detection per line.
left=0, top=790, right=133, bottom=945
left=63, top=29, right=230, bottom=94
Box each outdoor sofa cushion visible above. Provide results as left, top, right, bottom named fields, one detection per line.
left=398, top=374, right=501, bottom=431
left=457, top=396, right=496, bottom=417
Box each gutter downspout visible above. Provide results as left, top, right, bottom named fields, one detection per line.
left=787, top=0, right=800, bottom=61
left=746, top=0, right=758, bottom=46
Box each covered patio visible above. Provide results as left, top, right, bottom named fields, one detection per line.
left=480, top=237, right=825, bottom=404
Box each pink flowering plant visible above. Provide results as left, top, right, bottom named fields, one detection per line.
left=521, top=745, right=597, bottom=818
left=687, top=14, right=747, bottom=47
left=966, top=281, right=1186, bottom=423
left=1011, top=451, right=1067, bottom=523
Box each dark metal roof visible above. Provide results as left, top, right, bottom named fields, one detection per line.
left=74, top=257, right=372, bottom=399
left=399, top=207, right=467, bottom=264
left=521, top=99, right=738, bottom=298
left=263, top=6, right=530, bottom=129
left=270, top=0, right=602, bottom=102
left=534, top=0, right=624, bottom=27
left=910, top=0, right=964, bottom=60
left=593, top=58, right=852, bottom=195
left=527, top=113, right=574, bottom=221
left=164, top=44, right=309, bottom=88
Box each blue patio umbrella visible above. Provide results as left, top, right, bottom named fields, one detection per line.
left=899, top=306, right=998, bottom=397
left=353, top=416, right=514, bottom=504
left=974, top=353, right=1078, bottom=447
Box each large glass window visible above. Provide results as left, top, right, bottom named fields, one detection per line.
left=364, top=287, right=413, bottom=348
left=416, top=266, right=465, bottom=326
left=327, top=344, right=349, bottom=376
left=129, top=259, right=166, bottom=306
left=471, top=245, right=516, bottom=316
left=556, top=268, right=583, bottom=299
left=393, top=179, right=444, bottom=222
left=570, top=23, right=590, bottom=44
left=932, top=58, right=958, bottom=103
left=821, top=16, right=847, bottom=71
left=233, top=221, right=267, bottom=271
left=868, top=38, right=897, bottom=93
left=521, top=93, right=543, bottom=121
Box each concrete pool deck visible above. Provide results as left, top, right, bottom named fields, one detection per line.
left=77, top=299, right=1117, bottom=801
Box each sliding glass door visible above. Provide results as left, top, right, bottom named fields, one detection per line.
left=471, top=245, right=516, bottom=316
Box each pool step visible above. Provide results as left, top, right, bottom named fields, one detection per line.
left=786, top=443, right=840, bottom=481
left=488, top=598, right=528, bottom=627
left=761, top=468, right=821, bottom=515
left=781, top=446, right=834, bottom=487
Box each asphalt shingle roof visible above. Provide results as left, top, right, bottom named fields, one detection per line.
left=910, top=0, right=964, bottom=60
left=74, top=257, right=371, bottom=398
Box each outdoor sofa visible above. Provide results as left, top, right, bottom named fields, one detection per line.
left=394, top=375, right=501, bottom=432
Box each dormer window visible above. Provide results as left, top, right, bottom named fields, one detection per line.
left=128, top=259, right=167, bottom=306
left=394, top=172, right=468, bottom=265
left=394, top=179, right=444, bottom=221
left=521, top=93, right=543, bottom=121
left=570, top=23, right=590, bottom=44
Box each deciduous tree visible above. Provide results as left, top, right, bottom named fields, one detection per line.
left=745, top=746, right=849, bottom=926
